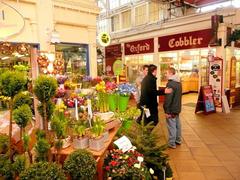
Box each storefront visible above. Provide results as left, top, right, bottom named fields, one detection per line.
left=158, top=29, right=215, bottom=93
left=124, top=38, right=154, bottom=83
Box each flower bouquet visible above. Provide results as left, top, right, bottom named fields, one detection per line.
left=106, top=81, right=118, bottom=112
left=91, top=76, right=102, bottom=86
left=55, top=87, right=66, bottom=98
left=56, top=75, right=68, bottom=84
left=104, top=149, right=150, bottom=179
left=96, top=81, right=109, bottom=113
left=63, top=94, right=85, bottom=108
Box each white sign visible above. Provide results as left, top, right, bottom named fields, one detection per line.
left=98, top=32, right=111, bottom=47
left=114, top=136, right=132, bottom=153
left=0, top=2, right=25, bottom=40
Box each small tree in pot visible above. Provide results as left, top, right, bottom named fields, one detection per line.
left=63, top=149, right=96, bottom=180
left=72, top=121, right=89, bottom=149
left=34, top=130, right=50, bottom=162
left=33, top=75, right=57, bottom=132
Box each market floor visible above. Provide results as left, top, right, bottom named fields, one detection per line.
left=156, top=93, right=240, bottom=180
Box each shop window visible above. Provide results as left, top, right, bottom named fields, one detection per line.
left=122, top=10, right=131, bottom=29
left=55, top=44, right=89, bottom=76
left=111, top=15, right=120, bottom=32
left=135, top=4, right=147, bottom=26
left=149, top=2, right=160, bottom=22
left=125, top=54, right=153, bottom=83
left=98, top=19, right=108, bottom=33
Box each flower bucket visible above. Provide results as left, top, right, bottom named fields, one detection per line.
left=108, top=94, right=117, bottom=111
left=118, top=95, right=130, bottom=112
left=98, top=92, right=109, bottom=112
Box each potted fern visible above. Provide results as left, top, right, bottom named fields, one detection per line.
left=72, top=121, right=89, bottom=149
left=89, top=117, right=105, bottom=151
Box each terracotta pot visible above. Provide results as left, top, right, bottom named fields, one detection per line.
left=89, top=136, right=104, bottom=151
left=72, top=136, right=89, bottom=149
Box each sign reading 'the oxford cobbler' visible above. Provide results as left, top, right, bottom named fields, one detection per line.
left=124, top=38, right=154, bottom=55
left=158, top=29, right=212, bottom=51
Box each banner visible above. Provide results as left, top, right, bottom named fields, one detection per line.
left=105, top=44, right=122, bottom=75
left=209, top=57, right=223, bottom=108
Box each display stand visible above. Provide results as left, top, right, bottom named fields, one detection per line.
left=195, top=85, right=216, bottom=114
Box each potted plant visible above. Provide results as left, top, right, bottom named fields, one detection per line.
left=0, top=70, right=27, bottom=160
left=95, top=81, right=109, bottom=112
left=19, top=161, right=66, bottom=180
left=89, top=117, right=105, bottom=151
left=63, top=149, right=96, bottom=180
left=105, top=81, right=117, bottom=112
left=0, top=134, right=9, bottom=154
left=33, top=75, right=57, bottom=132
left=34, top=130, right=50, bottom=162
left=0, top=154, right=14, bottom=179
left=166, top=164, right=173, bottom=180
left=13, top=91, right=32, bottom=110
left=72, top=121, right=89, bottom=149
left=13, top=154, right=28, bottom=178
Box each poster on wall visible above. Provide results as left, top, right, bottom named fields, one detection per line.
left=209, top=57, right=223, bottom=108
left=229, top=56, right=237, bottom=106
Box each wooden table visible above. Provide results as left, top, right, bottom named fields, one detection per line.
left=51, top=125, right=120, bottom=180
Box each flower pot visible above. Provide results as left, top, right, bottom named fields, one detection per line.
left=118, top=95, right=130, bottom=112
left=103, top=131, right=109, bottom=142
left=73, top=136, right=89, bottom=149
left=108, top=94, right=117, bottom=111
left=55, top=136, right=71, bottom=149
left=89, top=136, right=105, bottom=151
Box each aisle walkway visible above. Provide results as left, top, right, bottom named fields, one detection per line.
left=158, top=94, right=240, bottom=180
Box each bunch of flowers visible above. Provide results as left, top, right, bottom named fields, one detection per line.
left=82, top=76, right=92, bottom=88
left=63, top=93, right=85, bottom=108
left=64, top=80, right=75, bottom=90
left=104, top=149, right=148, bottom=179
left=105, top=81, right=117, bottom=93
left=55, top=101, right=67, bottom=113
left=117, top=83, right=136, bottom=96
left=95, top=81, right=106, bottom=93
left=55, top=87, right=66, bottom=98
left=91, top=77, right=102, bottom=86
left=56, top=75, right=68, bottom=84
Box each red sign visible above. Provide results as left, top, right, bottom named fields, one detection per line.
left=124, top=38, right=154, bottom=55
left=105, top=44, right=122, bottom=75
left=158, top=29, right=212, bottom=52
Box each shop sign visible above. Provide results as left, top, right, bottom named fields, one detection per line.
left=105, top=44, right=122, bottom=75
left=0, top=2, right=25, bottom=40
left=98, top=32, right=111, bottom=47
left=124, top=38, right=154, bottom=55
left=158, top=29, right=212, bottom=52
left=209, top=57, right=223, bottom=108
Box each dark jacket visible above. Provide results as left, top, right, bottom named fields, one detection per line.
left=163, top=76, right=182, bottom=115
left=140, top=73, right=164, bottom=109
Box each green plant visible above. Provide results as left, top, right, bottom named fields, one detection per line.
left=34, top=137, right=50, bottom=162
left=19, top=161, right=66, bottom=180
left=13, top=64, right=29, bottom=72
left=23, top=134, right=32, bottom=164
left=90, top=117, right=105, bottom=138
left=166, top=164, right=173, bottom=178
left=13, top=91, right=32, bottom=110
left=13, top=154, right=27, bottom=176
left=36, top=129, right=46, bottom=140
left=63, top=149, right=96, bottom=180
left=13, top=104, right=32, bottom=139
left=0, top=70, right=27, bottom=161
left=37, top=100, right=55, bottom=120
left=0, top=154, right=14, bottom=180
left=125, top=120, right=170, bottom=180
left=33, top=75, right=57, bottom=131
left=73, top=121, right=87, bottom=138
left=0, top=134, right=9, bottom=154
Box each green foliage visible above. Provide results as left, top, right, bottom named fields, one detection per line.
left=125, top=120, right=170, bottom=180
left=54, top=139, right=63, bottom=150
left=51, top=110, right=69, bottom=139
left=115, top=107, right=141, bottom=135
left=37, top=100, right=55, bottom=120
left=0, top=154, right=14, bottom=180
left=35, top=129, right=46, bottom=140
left=33, top=75, right=57, bottom=102
left=13, top=64, right=29, bottom=72
left=90, top=117, right=105, bottom=138
left=0, top=134, right=9, bottom=154
left=63, top=149, right=96, bottom=180
left=13, top=154, right=27, bottom=175
left=73, top=121, right=87, bottom=137
left=13, top=91, right=32, bottom=110
left=13, top=104, right=32, bottom=129
left=19, top=162, right=66, bottom=180
left=34, top=138, right=50, bottom=162
left=23, top=134, right=30, bottom=152
left=166, top=164, right=173, bottom=178
left=0, top=70, right=27, bottom=98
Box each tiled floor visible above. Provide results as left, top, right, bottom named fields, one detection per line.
left=157, top=93, right=240, bottom=180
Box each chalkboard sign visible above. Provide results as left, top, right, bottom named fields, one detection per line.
left=195, top=85, right=216, bottom=114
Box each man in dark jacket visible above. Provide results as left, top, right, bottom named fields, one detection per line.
left=163, top=67, right=182, bottom=149
left=140, top=64, right=169, bottom=126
